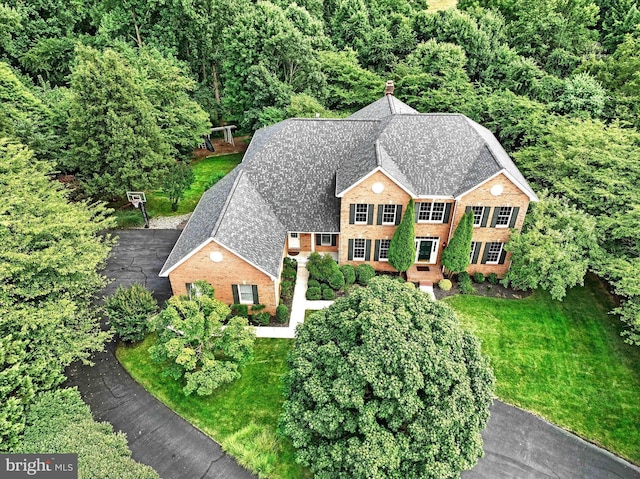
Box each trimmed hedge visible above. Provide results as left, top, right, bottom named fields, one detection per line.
left=355, top=264, right=375, bottom=285
left=322, top=288, right=336, bottom=300
left=340, top=264, right=356, bottom=285
left=329, top=272, right=345, bottom=291
left=488, top=273, right=499, bottom=285
left=473, top=272, right=485, bottom=283
left=306, top=287, right=321, bottom=300
left=307, top=279, right=320, bottom=289
left=276, top=304, right=289, bottom=324
left=438, top=279, right=452, bottom=291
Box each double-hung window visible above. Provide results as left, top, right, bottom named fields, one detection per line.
left=485, top=242, right=504, bottom=264
left=320, top=234, right=332, bottom=246
left=471, top=206, right=485, bottom=227
left=378, top=239, right=391, bottom=261
left=495, top=207, right=513, bottom=228
left=354, top=204, right=369, bottom=224
left=238, top=284, right=255, bottom=304
left=417, top=202, right=445, bottom=222
left=352, top=238, right=366, bottom=261
left=381, top=205, right=397, bottom=225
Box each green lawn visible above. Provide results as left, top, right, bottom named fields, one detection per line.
left=146, top=153, right=243, bottom=216
left=116, top=337, right=309, bottom=479
left=445, top=274, right=640, bottom=464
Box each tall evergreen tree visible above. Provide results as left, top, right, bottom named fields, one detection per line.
left=442, top=210, right=473, bottom=276
left=388, top=198, right=416, bottom=277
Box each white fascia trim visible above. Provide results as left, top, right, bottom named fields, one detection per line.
left=159, top=238, right=213, bottom=277
left=287, top=231, right=340, bottom=234
left=213, top=239, right=277, bottom=281
left=455, top=169, right=538, bottom=202
left=414, top=195, right=454, bottom=200
left=337, top=166, right=415, bottom=198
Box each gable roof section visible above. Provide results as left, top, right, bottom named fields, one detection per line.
left=240, top=118, right=378, bottom=232
left=160, top=166, right=242, bottom=276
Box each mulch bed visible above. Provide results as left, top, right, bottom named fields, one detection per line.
left=433, top=280, right=533, bottom=301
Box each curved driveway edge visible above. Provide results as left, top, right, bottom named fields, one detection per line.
left=67, top=229, right=640, bottom=479
left=65, top=230, right=256, bottom=479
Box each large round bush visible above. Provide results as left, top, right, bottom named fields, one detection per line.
left=280, top=276, right=494, bottom=479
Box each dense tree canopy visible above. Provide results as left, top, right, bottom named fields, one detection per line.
left=280, top=276, right=494, bottom=478
left=0, top=140, right=113, bottom=449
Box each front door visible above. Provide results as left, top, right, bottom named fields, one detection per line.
left=288, top=232, right=300, bottom=250
left=415, top=237, right=439, bottom=264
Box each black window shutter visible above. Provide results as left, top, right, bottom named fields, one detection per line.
left=367, top=204, right=374, bottom=225
left=498, top=246, right=507, bottom=265
left=365, top=239, right=372, bottom=260
left=348, top=239, right=354, bottom=260
left=232, top=285, right=239, bottom=304
left=414, top=203, right=420, bottom=222
left=316, top=234, right=321, bottom=245
left=331, top=234, right=337, bottom=246
left=374, top=240, right=380, bottom=260
left=252, top=285, right=259, bottom=304
left=377, top=205, right=383, bottom=225
left=395, top=205, right=403, bottom=225
left=481, top=244, right=490, bottom=264
left=465, top=206, right=472, bottom=214
left=472, top=242, right=482, bottom=264
left=490, top=208, right=500, bottom=227
left=481, top=207, right=490, bottom=227
left=349, top=204, right=355, bottom=224
left=509, top=207, right=520, bottom=228
left=443, top=203, right=452, bottom=223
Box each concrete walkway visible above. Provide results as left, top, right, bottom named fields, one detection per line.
left=255, top=253, right=334, bottom=339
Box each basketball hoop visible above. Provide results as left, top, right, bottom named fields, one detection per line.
left=126, top=191, right=149, bottom=228
left=126, top=191, right=146, bottom=209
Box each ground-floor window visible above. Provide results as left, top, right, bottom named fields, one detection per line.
left=353, top=238, right=366, bottom=261
left=484, top=242, right=504, bottom=264
left=321, top=234, right=332, bottom=246
left=233, top=284, right=258, bottom=304
left=378, top=239, right=391, bottom=260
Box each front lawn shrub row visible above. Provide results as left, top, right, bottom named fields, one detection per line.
left=277, top=257, right=297, bottom=325
left=276, top=304, right=288, bottom=324
left=306, top=287, right=322, bottom=300
left=230, top=303, right=249, bottom=318
left=488, top=272, right=499, bottom=285
left=340, top=264, right=356, bottom=285
left=458, top=272, right=475, bottom=295
left=473, top=272, right=485, bottom=283
left=280, top=281, right=294, bottom=301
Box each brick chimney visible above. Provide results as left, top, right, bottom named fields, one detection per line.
left=384, top=80, right=394, bottom=96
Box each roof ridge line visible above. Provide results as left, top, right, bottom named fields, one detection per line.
left=387, top=94, right=396, bottom=114
left=374, top=140, right=383, bottom=167
left=211, top=166, right=245, bottom=237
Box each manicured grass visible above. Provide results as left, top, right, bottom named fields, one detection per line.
left=445, top=274, right=640, bottom=464
left=145, top=153, right=243, bottom=216
left=428, top=0, right=457, bottom=10
left=116, top=337, right=310, bottom=479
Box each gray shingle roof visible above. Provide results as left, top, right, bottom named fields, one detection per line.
left=161, top=95, right=537, bottom=279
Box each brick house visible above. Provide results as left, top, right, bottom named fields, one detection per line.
left=160, top=86, right=538, bottom=313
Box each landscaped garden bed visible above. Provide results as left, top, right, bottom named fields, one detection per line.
left=304, top=252, right=374, bottom=300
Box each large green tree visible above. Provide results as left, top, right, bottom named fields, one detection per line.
left=0, top=140, right=114, bottom=449
left=442, top=210, right=474, bottom=276
left=67, top=45, right=171, bottom=200
left=504, top=194, right=599, bottom=300
left=280, top=276, right=494, bottom=479
left=149, top=282, right=256, bottom=396
left=388, top=199, right=416, bottom=276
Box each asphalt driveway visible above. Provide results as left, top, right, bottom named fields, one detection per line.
left=67, top=229, right=640, bottom=479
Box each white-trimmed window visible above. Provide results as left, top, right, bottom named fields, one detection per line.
left=495, top=207, right=513, bottom=228
left=382, top=205, right=397, bottom=225
left=485, top=242, right=504, bottom=264
left=353, top=238, right=366, bottom=260
left=186, top=282, right=203, bottom=299
left=471, top=206, right=485, bottom=227
left=355, top=204, right=369, bottom=224
left=378, top=239, right=391, bottom=261
left=417, top=202, right=445, bottom=222
left=238, top=284, right=254, bottom=304
left=470, top=242, right=479, bottom=263
left=290, top=232, right=298, bottom=238
left=321, top=234, right=332, bottom=246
